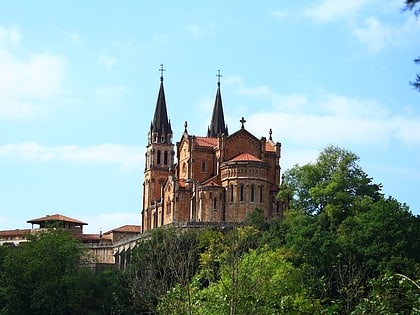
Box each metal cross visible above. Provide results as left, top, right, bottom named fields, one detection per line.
left=240, top=117, right=246, bottom=129
left=159, top=64, right=166, bottom=80
left=216, top=69, right=222, bottom=85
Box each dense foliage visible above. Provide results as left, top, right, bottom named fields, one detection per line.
left=1, top=146, right=419, bottom=314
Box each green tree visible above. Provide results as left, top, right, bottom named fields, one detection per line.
left=278, top=145, right=420, bottom=313
left=127, top=227, right=200, bottom=313
left=279, top=145, right=382, bottom=223
left=1, top=229, right=92, bottom=315
left=165, top=248, right=321, bottom=315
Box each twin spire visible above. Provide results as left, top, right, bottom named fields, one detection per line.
left=149, top=64, right=172, bottom=144
left=207, top=70, right=228, bottom=137
left=150, top=66, right=228, bottom=144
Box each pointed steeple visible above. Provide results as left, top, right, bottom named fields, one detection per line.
left=149, top=65, right=172, bottom=144
left=207, top=70, right=228, bottom=137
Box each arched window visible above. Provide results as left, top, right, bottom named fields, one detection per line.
left=230, top=184, right=234, bottom=202
left=250, top=184, right=255, bottom=202
left=164, top=151, right=168, bottom=165
left=201, top=161, right=206, bottom=172
left=259, top=186, right=263, bottom=203
left=213, top=197, right=217, bottom=208
left=240, top=184, right=244, bottom=202
left=157, top=150, right=161, bottom=164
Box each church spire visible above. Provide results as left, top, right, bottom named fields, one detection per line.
left=207, top=70, right=228, bottom=137
left=149, top=64, right=172, bottom=144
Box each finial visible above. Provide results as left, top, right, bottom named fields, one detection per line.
left=184, top=121, right=188, bottom=133
left=216, top=69, right=222, bottom=87
left=269, top=128, right=272, bottom=140
left=159, top=64, right=166, bottom=81
left=240, top=117, right=246, bottom=129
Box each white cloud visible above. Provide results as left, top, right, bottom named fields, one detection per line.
left=0, top=142, right=144, bottom=171
left=68, top=32, right=81, bottom=44
left=228, top=79, right=420, bottom=148
left=0, top=25, right=21, bottom=44
left=353, top=15, right=420, bottom=53
left=0, top=50, right=66, bottom=119
left=98, top=53, right=116, bottom=70
left=305, top=0, right=373, bottom=23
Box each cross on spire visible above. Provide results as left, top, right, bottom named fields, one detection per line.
left=240, top=117, right=246, bottom=129
left=159, top=64, right=166, bottom=81
left=216, top=69, right=222, bottom=86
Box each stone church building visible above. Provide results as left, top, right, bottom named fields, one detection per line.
left=142, top=70, right=283, bottom=232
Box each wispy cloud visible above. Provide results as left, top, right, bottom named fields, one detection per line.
left=353, top=15, right=420, bottom=53
left=228, top=78, right=420, bottom=148
left=98, top=53, right=116, bottom=70
left=0, top=48, right=66, bottom=119
left=0, top=25, right=21, bottom=44
left=305, top=0, right=373, bottom=23
left=0, top=143, right=144, bottom=171
left=67, top=32, right=81, bottom=44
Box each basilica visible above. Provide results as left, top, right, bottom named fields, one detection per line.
left=142, top=69, right=284, bottom=232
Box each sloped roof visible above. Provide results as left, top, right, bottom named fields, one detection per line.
left=194, top=136, right=218, bottom=148
left=207, top=81, right=228, bottom=137
left=265, top=141, right=276, bottom=152
left=229, top=152, right=263, bottom=162
left=202, top=180, right=222, bottom=187
left=105, top=225, right=141, bottom=234
left=0, top=229, right=31, bottom=237
left=151, top=77, right=172, bottom=138
left=27, top=214, right=88, bottom=225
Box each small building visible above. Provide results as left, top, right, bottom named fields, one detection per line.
left=27, top=214, right=88, bottom=235
left=0, top=228, right=31, bottom=246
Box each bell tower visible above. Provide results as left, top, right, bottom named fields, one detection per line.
left=142, top=65, right=175, bottom=232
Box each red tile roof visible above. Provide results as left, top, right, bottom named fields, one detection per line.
left=203, top=180, right=222, bottom=187
left=194, top=136, right=218, bottom=148
left=265, top=142, right=276, bottom=152
left=229, top=152, right=263, bottom=162
left=27, top=214, right=88, bottom=225
left=0, top=229, right=31, bottom=237
left=105, top=225, right=141, bottom=234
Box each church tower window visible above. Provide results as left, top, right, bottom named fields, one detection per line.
left=157, top=150, right=161, bottom=164
left=164, top=151, right=168, bottom=165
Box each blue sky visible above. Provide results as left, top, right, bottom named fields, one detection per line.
left=0, top=1, right=419, bottom=233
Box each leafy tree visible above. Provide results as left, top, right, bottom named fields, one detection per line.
left=1, top=229, right=92, bottom=315
left=405, top=0, right=420, bottom=16
left=278, top=145, right=420, bottom=312
left=127, top=227, right=200, bottom=313
left=160, top=247, right=321, bottom=315
left=279, top=145, right=382, bottom=223
left=353, top=272, right=420, bottom=314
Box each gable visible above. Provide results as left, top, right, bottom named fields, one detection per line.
left=224, top=128, right=262, bottom=161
